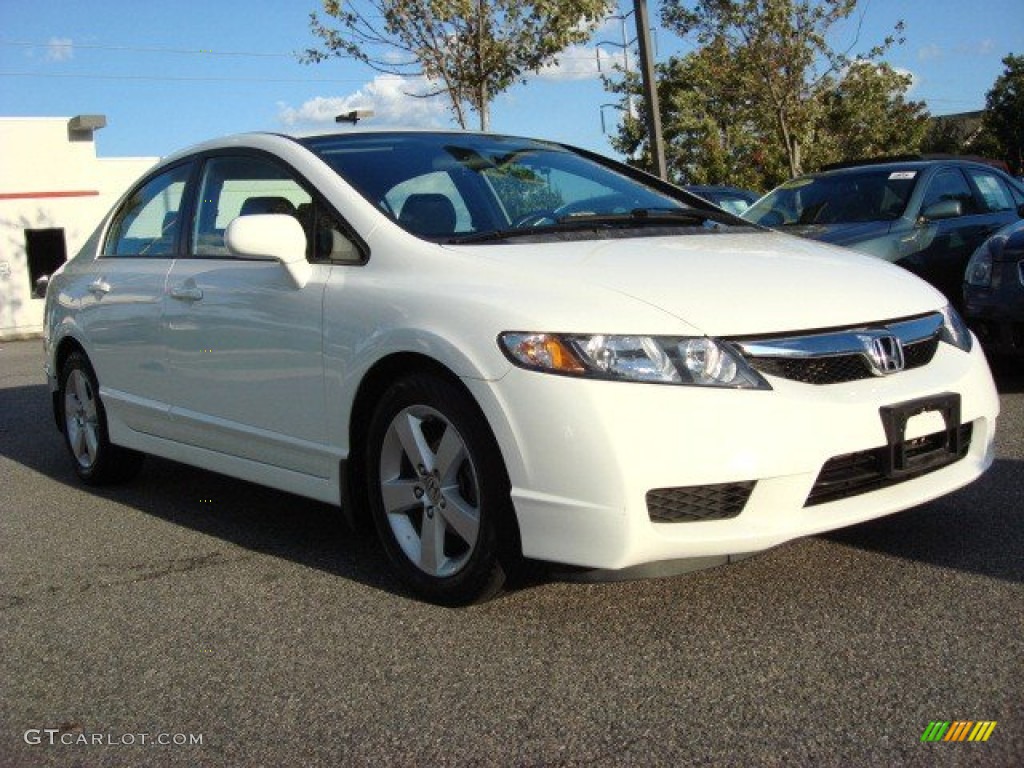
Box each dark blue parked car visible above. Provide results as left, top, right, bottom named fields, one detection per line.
left=963, top=218, right=1024, bottom=358
left=743, top=157, right=1024, bottom=307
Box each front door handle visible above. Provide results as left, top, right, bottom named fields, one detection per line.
left=169, top=283, right=203, bottom=302
left=87, top=279, right=111, bottom=297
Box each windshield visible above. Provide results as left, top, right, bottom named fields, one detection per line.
left=743, top=169, right=918, bottom=227
left=300, top=133, right=712, bottom=242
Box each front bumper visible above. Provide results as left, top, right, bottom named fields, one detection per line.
left=465, top=338, right=999, bottom=570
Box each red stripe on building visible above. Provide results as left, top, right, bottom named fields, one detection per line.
left=0, top=190, right=100, bottom=200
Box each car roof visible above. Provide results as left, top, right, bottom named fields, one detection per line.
left=155, top=128, right=575, bottom=169
left=813, top=156, right=1008, bottom=177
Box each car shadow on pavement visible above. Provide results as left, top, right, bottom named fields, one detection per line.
left=3, top=382, right=1021, bottom=596
left=822, top=456, right=1024, bottom=584
left=0, top=383, right=412, bottom=600
left=989, top=357, right=1023, bottom=394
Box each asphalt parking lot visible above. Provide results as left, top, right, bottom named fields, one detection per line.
left=1, top=337, right=1021, bottom=767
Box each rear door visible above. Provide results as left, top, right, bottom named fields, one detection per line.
left=75, top=161, right=193, bottom=434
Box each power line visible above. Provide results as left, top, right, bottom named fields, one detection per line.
left=0, top=39, right=300, bottom=59
left=0, top=71, right=390, bottom=84
left=0, top=38, right=621, bottom=64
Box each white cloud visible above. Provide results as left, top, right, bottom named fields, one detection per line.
left=276, top=75, right=451, bottom=128
left=46, top=37, right=73, bottom=62
left=893, top=66, right=920, bottom=94
left=917, top=44, right=942, bottom=62
left=536, top=44, right=628, bottom=81
left=949, top=39, right=996, bottom=57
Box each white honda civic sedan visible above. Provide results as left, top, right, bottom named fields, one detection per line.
left=43, top=131, right=999, bottom=604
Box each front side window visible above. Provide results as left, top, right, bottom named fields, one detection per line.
left=103, top=164, right=191, bottom=257
left=193, top=155, right=359, bottom=262
left=921, top=169, right=977, bottom=216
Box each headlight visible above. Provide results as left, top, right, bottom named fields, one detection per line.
left=938, top=304, right=973, bottom=352
left=965, top=244, right=993, bottom=287
left=499, top=332, right=771, bottom=389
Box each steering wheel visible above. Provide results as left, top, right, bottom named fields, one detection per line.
left=512, top=210, right=559, bottom=228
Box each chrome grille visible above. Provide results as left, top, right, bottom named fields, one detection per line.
left=734, top=313, right=943, bottom=385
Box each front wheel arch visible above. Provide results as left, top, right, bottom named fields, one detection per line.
left=364, top=371, right=520, bottom=604
left=349, top=357, right=521, bottom=586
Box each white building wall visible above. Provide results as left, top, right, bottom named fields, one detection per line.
left=0, top=117, right=157, bottom=339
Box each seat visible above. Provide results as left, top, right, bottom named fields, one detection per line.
left=398, top=193, right=457, bottom=237
left=239, top=196, right=297, bottom=217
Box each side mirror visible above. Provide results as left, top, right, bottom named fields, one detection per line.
left=225, top=214, right=311, bottom=289
left=920, top=199, right=962, bottom=222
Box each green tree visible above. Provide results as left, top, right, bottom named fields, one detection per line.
left=608, top=47, right=784, bottom=188
left=609, top=0, right=924, bottom=189
left=920, top=115, right=978, bottom=156
left=981, top=54, right=1024, bottom=174
left=304, top=0, right=611, bottom=130
left=816, top=61, right=928, bottom=164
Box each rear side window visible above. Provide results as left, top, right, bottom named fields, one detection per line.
left=103, top=164, right=191, bottom=257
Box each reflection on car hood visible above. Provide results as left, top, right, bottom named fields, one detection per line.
left=451, top=230, right=943, bottom=336
left=782, top=220, right=893, bottom=246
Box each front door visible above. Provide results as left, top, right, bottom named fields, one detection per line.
left=160, top=154, right=332, bottom=479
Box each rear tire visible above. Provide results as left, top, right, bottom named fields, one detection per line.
left=59, top=351, right=144, bottom=485
left=366, top=374, right=516, bottom=605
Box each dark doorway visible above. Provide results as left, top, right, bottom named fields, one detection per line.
left=25, top=228, right=67, bottom=298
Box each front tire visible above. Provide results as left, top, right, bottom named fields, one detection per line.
left=59, top=351, right=144, bottom=485
left=366, top=374, right=516, bottom=605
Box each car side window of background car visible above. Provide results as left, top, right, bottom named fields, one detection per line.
left=191, top=155, right=360, bottom=263
left=920, top=169, right=977, bottom=218
left=102, top=163, right=191, bottom=258
left=964, top=168, right=1016, bottom=213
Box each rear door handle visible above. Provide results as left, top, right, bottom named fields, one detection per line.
left=87, top=279, right=111, bottom=296
left=169, top=283, right=203, bottom=302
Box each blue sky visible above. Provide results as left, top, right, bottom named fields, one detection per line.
left=1, top=1, right=1021, bottom=161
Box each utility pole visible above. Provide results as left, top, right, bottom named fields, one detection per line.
left=633, top=0, right=667, bottom=179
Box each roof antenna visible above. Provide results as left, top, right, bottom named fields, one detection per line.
left=335, top=109, right=374, bottom=125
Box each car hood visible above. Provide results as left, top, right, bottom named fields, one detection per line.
left=780, top=220, right=893, bottom=247
left=447, top=230, right=944, bottom=337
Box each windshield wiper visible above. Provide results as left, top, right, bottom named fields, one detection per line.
left=559, top=207, right=717, bottom=225
left=448, top=207, right=728, bottom=244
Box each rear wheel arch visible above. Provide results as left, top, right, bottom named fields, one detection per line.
left=52, top=336, right=88, bottom=430
left=57, top=349, right=144, bottom=484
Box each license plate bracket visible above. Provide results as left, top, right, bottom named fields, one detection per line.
left=879, top=393, right=961, bottom=478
